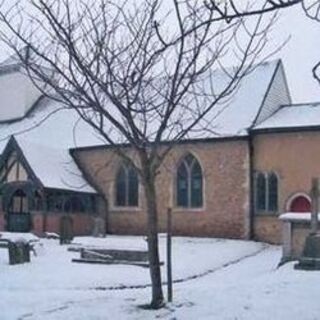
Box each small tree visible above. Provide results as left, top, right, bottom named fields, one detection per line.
left=0, top=0, right=281, bottom=308
left=200, top=0, right=320, bottom=83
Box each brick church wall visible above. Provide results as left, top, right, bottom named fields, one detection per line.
left=0, top=210, right=94, bottom=236
left=31, top=212, right=94, bottom=236
left=73, top=138, right=251, bottom=239
left=253, top=130, right=320, bottom=244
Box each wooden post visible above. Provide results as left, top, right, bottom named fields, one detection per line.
left=310, top=178, right=319, bottom=235
left=167, top=207, right=173, bottom=302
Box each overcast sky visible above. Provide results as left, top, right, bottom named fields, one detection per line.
left=0, top=2, right=319, bottom=104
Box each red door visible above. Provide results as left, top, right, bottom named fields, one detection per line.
left=290, top=196, right=311, bottom=212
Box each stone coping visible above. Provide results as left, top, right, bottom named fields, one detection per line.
left=279, top=212, right=320, bottom=222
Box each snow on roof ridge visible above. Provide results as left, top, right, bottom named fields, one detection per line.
left=0, top=58, right=281, bottom=147
left=280, top=102, right=320, bottom=108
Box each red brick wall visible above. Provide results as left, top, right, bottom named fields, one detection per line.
left=74, top=139, right=251, bottom=239
left=0, top=211, right=94, bottom=236
left=38, top=213, right=94, bottom=236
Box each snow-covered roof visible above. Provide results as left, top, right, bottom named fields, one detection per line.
left=189, top=60, right=281, bottom=137
left=0, top=99, right=102, bottom=193
left=0, top=59, right=284, bottom=191
left=253, top=102, right=320, bottom=132
left=0, top=98, right=104, bottom=151
left=15, top=137, right=96, bottom=193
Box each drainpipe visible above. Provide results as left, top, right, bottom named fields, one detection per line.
left=248, top=133, right=255, bottom=240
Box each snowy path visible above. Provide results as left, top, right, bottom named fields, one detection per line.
left=1, top=235, right=320, bottom=319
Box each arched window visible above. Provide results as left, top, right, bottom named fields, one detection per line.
left=115, top=164, right=139, bottom=207
left=255, top=171, right=278, bottom=212
left=176, top=154, right=203, bottom=208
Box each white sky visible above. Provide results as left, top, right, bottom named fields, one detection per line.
left=0, top=2, right=319, bottom=104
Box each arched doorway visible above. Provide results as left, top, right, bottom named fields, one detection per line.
left=289, top=195, right=311, bottom=213
left=6, top=189, right=31, bottom=232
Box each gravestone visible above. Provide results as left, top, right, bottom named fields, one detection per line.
left=92, top=216, right=106, bottom=237
left=295, top=178, right=320, bottom=270
left=59, top=215, right=74, bottom=245
left=8, top=241, right=30, bottom=265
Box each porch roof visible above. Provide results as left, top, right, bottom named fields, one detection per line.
left=1, top=137, right=97, bottom=194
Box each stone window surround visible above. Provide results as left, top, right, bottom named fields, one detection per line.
left=111, top=152, right=206, bottom=212
left=175, top=152, right=205, bottom=210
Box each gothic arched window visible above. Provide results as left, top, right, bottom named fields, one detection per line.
left=176, top=154, right=203, bottom=208
left=115, top=164, right=139, bottom=207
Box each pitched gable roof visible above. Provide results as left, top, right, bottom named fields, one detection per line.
left=181, top=60, right=286, bottom=138
left=0, top=136, right=96, bottom=193
left=0, top=136, right=41, bottom=187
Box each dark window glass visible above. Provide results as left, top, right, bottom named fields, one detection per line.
left=176, top=154, right=203, bottom=208
left=116, top=167, right=127, bottom=206
left=191, top=161, right=203, bottom=207
left=268, top=173, right=278, bottom=211
left=256, top=173, right=266, bottom=211
left=177, top=162, right=189, bottom=207
left=115, top=164, right=139, bottom=207
left=128, top=167, right=138, bottom=206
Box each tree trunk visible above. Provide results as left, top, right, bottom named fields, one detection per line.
left=143, top=176, right=164, bottom=309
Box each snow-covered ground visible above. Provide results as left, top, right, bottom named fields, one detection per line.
left=0, top=233, right=319, bottom=320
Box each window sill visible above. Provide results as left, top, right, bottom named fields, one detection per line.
left=172, top=207, right=205, bottom=213
left=111, top=206, right=141, bottom=212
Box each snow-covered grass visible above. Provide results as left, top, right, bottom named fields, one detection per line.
left=0, top=233, right=319, bottom=319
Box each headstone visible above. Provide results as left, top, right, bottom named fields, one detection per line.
left=92, top=216, right=106, bottom=237
left=295, top=178, right=320, bottom=270
left=59, top=215, right=73, bottom=245
left=8, top=241, right=30, bottom=265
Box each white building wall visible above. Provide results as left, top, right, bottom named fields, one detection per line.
left=0, top=68, right=42, bottom=122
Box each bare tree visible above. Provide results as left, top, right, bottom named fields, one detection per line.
left=201, top=0, right=320, bottom=83
left=0, top=0, right=280, bottom=308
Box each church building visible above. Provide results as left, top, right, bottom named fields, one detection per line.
left=0, top=55, right=318, bottom=245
